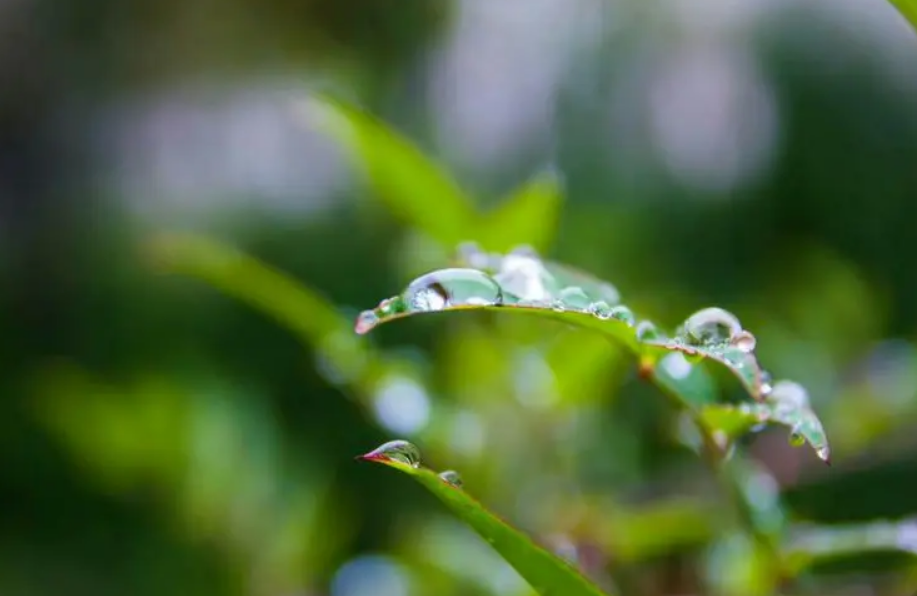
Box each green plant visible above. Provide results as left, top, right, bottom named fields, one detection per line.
left=153, top=99, right=917, bottom=596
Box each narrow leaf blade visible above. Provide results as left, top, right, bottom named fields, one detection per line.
left=358, top=445, right=613, bottom=596
left=301, top=96, right=476, bottom=247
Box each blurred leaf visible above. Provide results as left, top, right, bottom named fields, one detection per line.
left=357, top=440, right=613, bottom=596
left=301, top=96, right=476, bottom=247
left=476, top=169, right=564, bottom=253
left=148, top=232, right=378, bottom=390
left=698, top=380, right=831, bottom=463
left=782, top=519, right=917, bottom=576
left=353, top=245, right=830, bottom=461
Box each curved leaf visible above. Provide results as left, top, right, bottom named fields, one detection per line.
left=354, top=244, right=830, bottom=462
left=357, top=441, right=613, bottom=596
left=887, top=0, right=917, bottom=34
left=782, top=518, right=917, bottom=576
left=476, top=169, right=564, bottom=253
left=300, top=96, right=476, bottom=247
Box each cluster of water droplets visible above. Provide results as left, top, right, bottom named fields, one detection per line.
left=359, top=440, right=464, bottom=488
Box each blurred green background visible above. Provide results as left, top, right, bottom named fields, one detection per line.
left=3, top=0, right=917, bottom=594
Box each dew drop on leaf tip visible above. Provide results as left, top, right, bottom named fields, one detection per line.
left=354, top=310, right=379, bottom=335
left=610, top=305, right=636, bottom=326
left=359, top=439, right=421, bottom=468
left=438, top=469, right=463, bottom=488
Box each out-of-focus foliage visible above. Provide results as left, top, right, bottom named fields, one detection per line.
left=3, top=1, right=917, bottom=595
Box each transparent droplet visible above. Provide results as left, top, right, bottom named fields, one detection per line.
left=550, top=299, right=566, bottom=313
left=494, top=248, right=556, bottom=302
left=378, top=297, right=405, bottom=317
left=788, top=429, right=806, bottom=447
left=558, top=286, right=591, bottom=311
left=682, top=307, right=743, bottom=346
left=609, top=305, right=636, bottom=327
left=598, top=282, right=621, bottom=305
left=355, top=310, right=380, bottom=335
left=362, top=440, right=421, bottom=468
left=770, top=380, right=810, bottom=408
left=587, top=300, right=613, bottom=320
left=635, top=320, right=661, bottom=342
left=731, top=330, right=757, bottom=353
left=438, top=469, right=463, bottom=488
left=404, top=268, right=502, bottom=312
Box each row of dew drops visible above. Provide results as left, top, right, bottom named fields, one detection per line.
left=354, top=243, right=826, bottom=461
left=361, top=440, right=463, bottom=488
left=356, top=243, right=756, bottom=355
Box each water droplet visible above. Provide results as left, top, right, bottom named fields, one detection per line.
left=494, top=248, right=556, bottom=302
left=438, top=470, right=463, bottom=488
left=816, top=445, right=831, bottom=463
left=771, top=380, right=810, bottom=408
left=558, top=286, right=591, bottom=311
left=788, top=429, right=806, bottom=447
left=378, top=297, right=406, bottom=317
left=635, top=320, right=661, bottom=342
left=609, top=305, right=636, bottom=326
left=682, top=307, right=743, bottom=346
left=587, top=300, right=613, bottom=319
left=355, top=310, right=379, bottom=335
left=550, top=299, right=566, bottom=312
left=598, top=282, right=621, bottom=305
left=731, top=330, right=757, bottom=353
left=404, top=268, right=502, bottom=312
left=360, top=440, right=421, bottom=468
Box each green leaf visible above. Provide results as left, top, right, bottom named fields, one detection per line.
left=476, top=169, right=564, bottom=253
left=147, top=232, right=379, bottom=390
left=301, top=96, right=476, bottom=247
left=353, top=244, right=831, bottom=462
left=357, top=440, right=613, bottom=596
left=782, top=519, right=917, bottom=576
left=698, top=379, right=831, bottom=463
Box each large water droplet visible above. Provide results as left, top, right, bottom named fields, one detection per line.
left=438, top=469, right=463, bottom=488
left=731, top=330, right=757, bottom=353
left=635, top=320, right=661, bottom=342
left=558, top=286, right=591, bottom=311
left=771, top=380, right=810, bottom=409
left=360, top=440, right=421, bottom=468
left=587, top=300, right=613, bottom=319
left=788, top=429, right=806, bottom=447
left=610, top=305, right=636, bottom=327
left=405, top=268, right=502, bottom=312
left=682, top=307, right=743, bottom=346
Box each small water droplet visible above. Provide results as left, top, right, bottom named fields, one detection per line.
left=788, top=429, right=806, bottom=447
left=355, top=310, right=379, bottom=335
left=438, top=469, right=463, bottom=488
left=550, top=300, right=566, bottom=312
left=587, top=300, right=613, bottom=319
left=609, top=305, right=636, bottom=327
left=731, top=330, right=757, bottom=353
left=404, top=268, right=502, bottom=312
left=558, top=286, right=591, bottom=311
left=816, top=445, right=831, bottom=464
left=635, top=320, right=661, bottom=342
left=682, top=307, right=743, bottom=346
left=360, top=440, right=421, bottom=468
left=378, top=297, right=405, bottom=317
